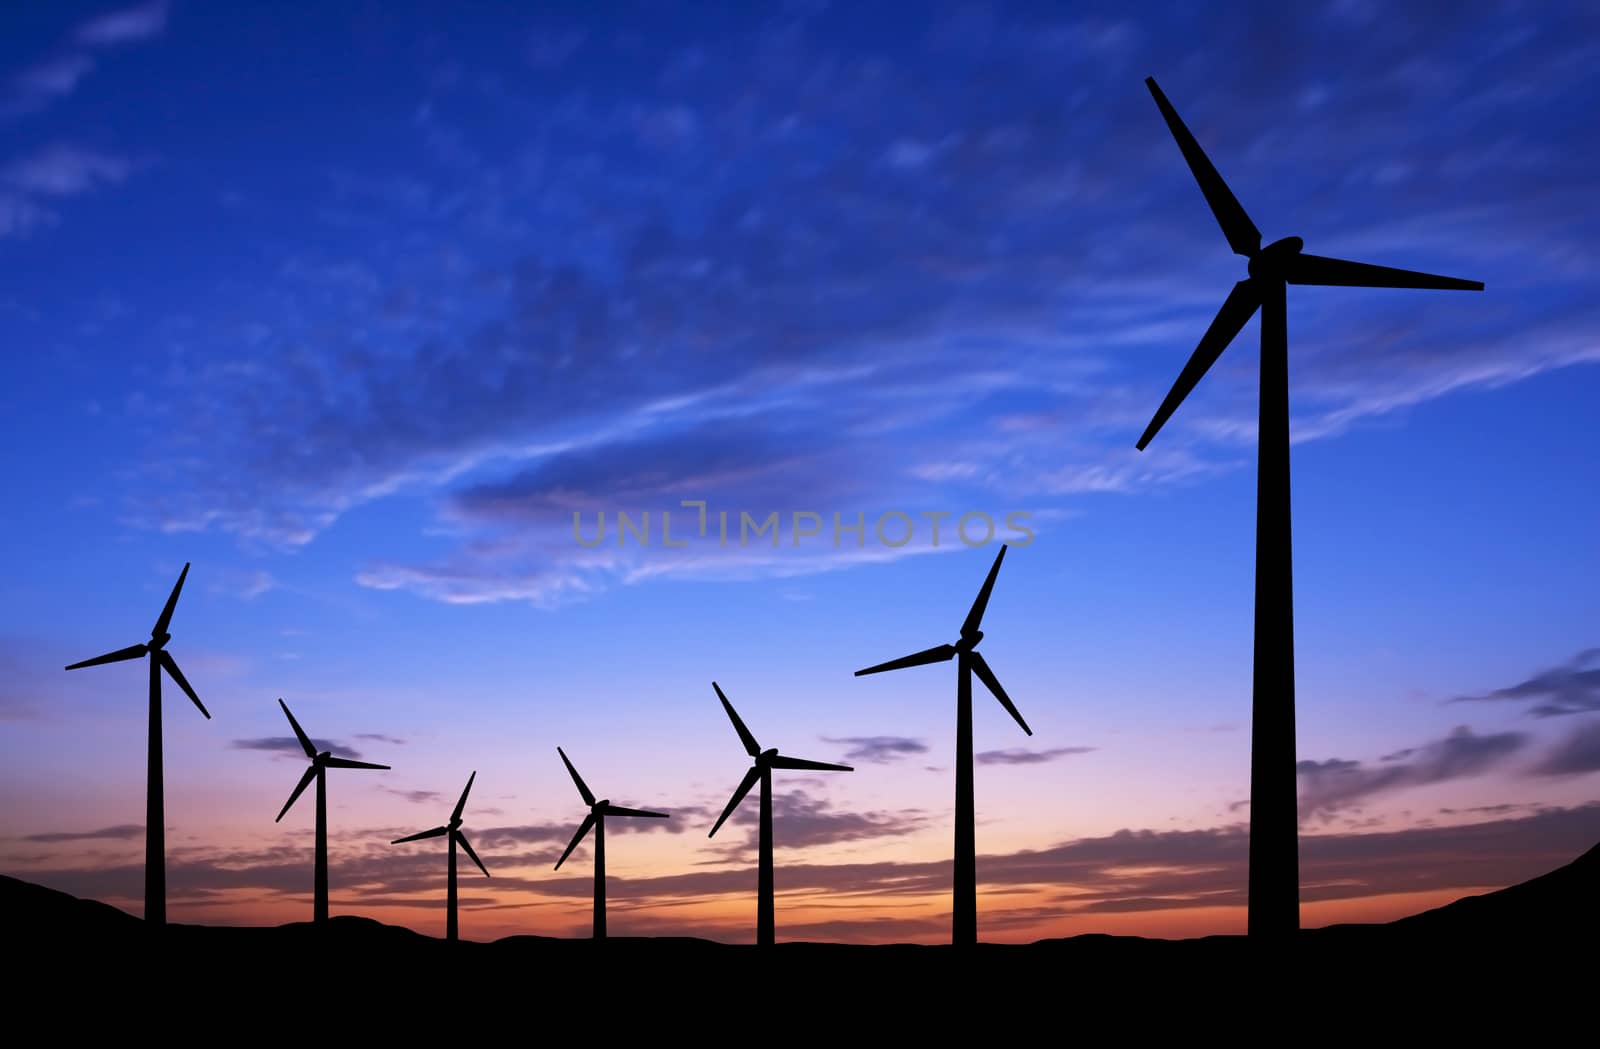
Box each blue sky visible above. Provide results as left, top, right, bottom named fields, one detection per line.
left=0, top=1, right=1597, bottom=941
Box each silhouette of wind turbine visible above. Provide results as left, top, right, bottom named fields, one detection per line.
left=707, top=683, right=852, bottom=947
left=552, top=747, right=669, bottom=940
left=854, top=543, right=1029, bottom=946
left=272, top=698, right=390, bottom=923
left=391, top=772, right=488, bottom=942
left=1136, top=77, right=1483, bottom=940
left=64, top=562, right=209, bottom=927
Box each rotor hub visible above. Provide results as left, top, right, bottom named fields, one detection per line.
left=1246, top=236, right=1303, bottom=279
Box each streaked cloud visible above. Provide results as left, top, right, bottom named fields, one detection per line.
left=976, top=746, right=1097, bottom=766
left=1297, top=725, right=1528, bottom=820
left=1452, top=647, right=1600, bottom=718
left=820, top=736, right=930, bottom=764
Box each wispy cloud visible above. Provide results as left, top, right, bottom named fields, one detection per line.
left=975, top=746, right=1097, bottom=766
left=1532, top=719, right=1600, bottom=776
left=1296, top=725, right=1528, bottom=821
left=820, top=736, right=930, bottom=764
left=3, top=2, right=171, bottom=120
left=75, top=2, right=171, bottom=48
left=21, top=824, right=142, bottom=844
left=232, top=736, right=367, bottom=761
left=1451, top=647, right=1600, bottom=718
left=1, top=145, right=131, bottom=197
left=380, top=788, right=440, bottom=805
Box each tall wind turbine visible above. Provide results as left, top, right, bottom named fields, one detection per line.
left=854, top=544, right=1030, bottom=946
left=707, top=683, right=852, bottom=947
left=272, top=698, right=391, bottom=923
left=1136, top=77, right=1483, bottom=939
left=552, top=746, right=670, bottom=939
left=64, top=562, right=210, bottom=927
left=391, top=772, right=488, bottom=942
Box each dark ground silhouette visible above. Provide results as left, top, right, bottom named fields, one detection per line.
left=6, top=840, right=1594, bottom=1008
left=1134, top=77, right=1483, bottom=940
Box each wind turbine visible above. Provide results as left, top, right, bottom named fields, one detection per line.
left=1136, top=77, right=1483, bottom=940
left=272, top=698, right=391, bottom=923
left=391, top=772, right=488, bottom=942
left=552, top=746, right=670, bottom=939
left=64, top=562, right=209, bottom=927
left=854, top=543, right=1030, bottom=946
left=707, top=682, right=852, bottom=947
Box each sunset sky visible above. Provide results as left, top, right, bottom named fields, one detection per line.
left=2, top=0, right=1597, bottom=943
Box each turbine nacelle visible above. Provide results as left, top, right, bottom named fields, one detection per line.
left=148, top=633, right=170, bottom=651
left=955, top=630, right=984, bottom=652
left=756, top=747, right=780, bottom=767
left=1246, top=236, right=1305, bottom=278
left=594, top=798, right=611, bottom=811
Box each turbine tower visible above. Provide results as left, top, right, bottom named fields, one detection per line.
left=64, top=562, right=210, bottom=927
left=707, top=682, right=852, bottom=946
left=552, top=746, right=670, bottom=939
left=391, top=772, right=488, bottom=942
left=854, top=543, right=1031, bottom=946
left=1136, top=76, right=1483, bottom=939
left=272, top=698, right=391, bottom=923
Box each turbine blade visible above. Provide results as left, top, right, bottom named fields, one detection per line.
left=708, top=766, right=761, bottom=838
left=278, top=698, right=316, bottom=758
left=391, top=825, right=449, bottom=845
left=1285, top=253, right=1484, bottom=291
left=325, top=757, right=390, bottom=770
left=854, top=644, right=956, bottom=676
left=557, top=747, right=595, bottom=806
left=961, top=544, right=1008, bottom=635
left=971, top=651, right=1033, bottom=736
left=452, top=771, right=476, bottom=823
left=555, top=813, right=597, bottom=870
left=160, top=651, right=210, bottom=719
left=1136, top=279, right=1261, bottom=450
left=64, top=643, right=146, bottom=670
left=455, top=831, right=489, bottom=878
left=1145, top=77, right=1261, bottom=257
left=770, top=755, right=854, bottom=772
left=152, top=562, right=191, bottom=638
left=603, top=805, right=670, bottom=819
left=276, top=766, right=318, bottom=822
left=713, top=682, right=761, bottom=756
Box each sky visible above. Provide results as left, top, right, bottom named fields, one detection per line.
left=1, top=0, right=1597, bottom=944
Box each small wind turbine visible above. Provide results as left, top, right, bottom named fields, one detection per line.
left=391, top=772, right=488, bottom=942
left=552, top=746, right=669, bottom=939
left=854, top=544, right=1031, bottom=946
left=65, top=562, right=210, bottom=927
left=272, top=698, right=391, bottom=923
left=707, top=682, right=852, bottom=946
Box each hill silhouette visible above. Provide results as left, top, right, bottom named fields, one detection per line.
left=7, top=840, right=1595, bottom=1000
